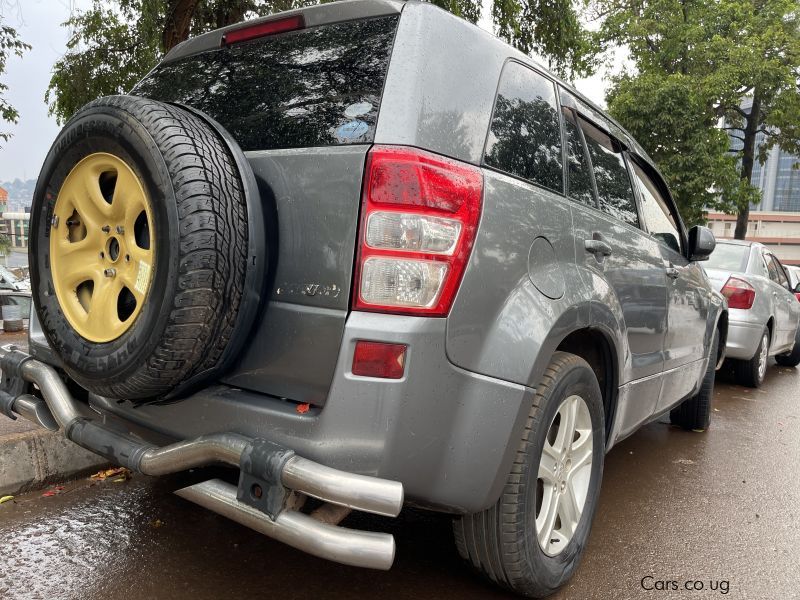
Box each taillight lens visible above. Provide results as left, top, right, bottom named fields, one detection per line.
left=721, top=276, right=756, bottom=309
left=352, top=341, right=407, bottom=379
left=795, top=292, right=800, bottom=302
left=222, top=15, right=304, bottom=45
left=353, top=145, right=483, bottom=316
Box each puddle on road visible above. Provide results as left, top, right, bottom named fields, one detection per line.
left=0, top=479, right=167, bottom=600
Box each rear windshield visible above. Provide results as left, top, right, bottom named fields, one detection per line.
left=132, top=16, right=398, bottom=151
left=705, top=243, right=749, bottom=272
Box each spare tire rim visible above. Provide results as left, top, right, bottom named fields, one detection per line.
left=535, top=394, right=593, bottom=557
left=49, top=152, right=155, bottom=343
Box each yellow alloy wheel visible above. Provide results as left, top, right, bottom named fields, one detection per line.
left=49, top=153, right=155, bottom=343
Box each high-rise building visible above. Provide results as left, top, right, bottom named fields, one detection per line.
left=726, top=99, right=800, bottom=212
left=711, top=99, right=800, bottom=265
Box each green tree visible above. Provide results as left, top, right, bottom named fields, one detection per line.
left=0, top=233, right=11, bottom=260
left=47, top=0, right=595, bottom=124
left=0, top=5, right=31, bottom=146
left=597, top=0, right=800, bottom=232
left=709, top=0, right=800, bottom=238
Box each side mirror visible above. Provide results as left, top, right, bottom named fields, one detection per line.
left=688, top=225, right=715, bottom=261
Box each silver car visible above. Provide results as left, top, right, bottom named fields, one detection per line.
left=704, top=239, right=800, bottom=386
left=786, top=264, right=800, bottom=293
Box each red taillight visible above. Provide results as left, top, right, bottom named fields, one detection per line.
left=353, top=145, right=483, bottom=316
left=795, top=292, right=800, bottom=302
left=222, top=15, right=304, bottom=45
left=352, top=341, right=407, bottom=379
left=721, top=276, right=756, bottom=309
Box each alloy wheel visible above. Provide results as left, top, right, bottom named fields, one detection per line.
left=758, top=331, right=769, bottom=382
left=535, top=394, right=593, bottom=556
left=49, top=153, right=154, bottom=343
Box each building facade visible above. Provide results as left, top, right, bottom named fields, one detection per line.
left=0, top=212, right=30, bottom=249
left=714, top=99, right=800, bottom=264
left=706, top=211, right=800, bottom=266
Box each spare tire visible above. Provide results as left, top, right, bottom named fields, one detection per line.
left=30, top=95, right=264, bottom=400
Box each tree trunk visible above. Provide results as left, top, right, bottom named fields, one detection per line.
left=734, top=91, right=762, bottom=240
left=163, top=0, right=200, bottom=52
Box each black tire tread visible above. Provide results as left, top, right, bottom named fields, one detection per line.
left=670, top=329, right=718, bottom=430
left=56, top=95, right=247, bottom=399
left=453, top=352, right=590, bottom=596
left=733, top=327, right=768, bottom=388
left=775, top=327, right=800, bottom=367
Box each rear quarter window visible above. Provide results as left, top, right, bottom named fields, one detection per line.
left=483, top=61, right=563, bottom=193
left=132, top=16, right=398, bottom=151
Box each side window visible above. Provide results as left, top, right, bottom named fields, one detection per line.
left=484, top=61, right=563, bottom=192
left=630, top=161, right=681, bottom=253
left=765, top=253, right=781, bottom=283
left=561, top=107, right=596, bottom=207
left=578, top=117, right=639, bottom=227
left=750, top=249, right=769, bottom=278
left=770, top=255, right=789, bottom=288
left=6, top=295, right=31, bottom=316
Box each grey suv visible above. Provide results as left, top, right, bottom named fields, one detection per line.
left=0, top=1, right=727, bottom=597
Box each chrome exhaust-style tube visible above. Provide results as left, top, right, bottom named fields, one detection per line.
left=11, top=393, right=59, bottom=431
left=176, top=479, right=396, bottom=570
left=138, top=433, right=251, bottom=475
left=1, top=347, right=404, bottom=569
left=282, top=455, right=404, bottom=518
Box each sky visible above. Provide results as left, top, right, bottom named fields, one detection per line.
left=0, top=0, right=615, bottom=183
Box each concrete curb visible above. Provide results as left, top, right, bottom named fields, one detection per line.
left=0, top=428, right=107, bottom=496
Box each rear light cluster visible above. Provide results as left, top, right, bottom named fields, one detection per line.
left=222, top=15, right=304, bottom=45
left=721, top=276, right=756, bottom=309
left=353, top=146, right=483, bottom=316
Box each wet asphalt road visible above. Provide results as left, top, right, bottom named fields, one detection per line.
left=1, top=363, right=798, bottom=600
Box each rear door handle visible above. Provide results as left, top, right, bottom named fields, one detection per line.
left=584, top=239, right=612, bottom=257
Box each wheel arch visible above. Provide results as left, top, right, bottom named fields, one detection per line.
left=525, top=301, right=625, bottom=444
left=555, top=327, right=619, bottom=442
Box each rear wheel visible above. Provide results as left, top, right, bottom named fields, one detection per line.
left=453, top=352, right=604, bottom=598
left=734, top=327, right=769, bottom=388
left=671, top=329, right=718, bottom=431
left=775, top=326, right=800, bottom=367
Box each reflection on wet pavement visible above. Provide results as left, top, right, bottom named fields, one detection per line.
left=1, top=364, right=798, bottom=600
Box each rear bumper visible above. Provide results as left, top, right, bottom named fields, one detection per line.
left=24, top=311, right=533, bottom=514
left=0, top=345, right=401, bottom=570
left=725, top=319, right=764, bottom=360
left=86, top=312, right=533, bottom=514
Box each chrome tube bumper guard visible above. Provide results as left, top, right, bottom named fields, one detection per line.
left=0, top=346, right=403, bottom=570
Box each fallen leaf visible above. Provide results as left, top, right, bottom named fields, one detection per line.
left=151, top=519, right=164, bottom=528
left=41, top=490, right=57, bottom=497
left=296, top=403, right=311, bottom=414
left=90, top=467, right=131, bottom=481
left=0, top=495, right=14, bottom=504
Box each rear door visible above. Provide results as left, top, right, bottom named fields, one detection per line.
left=561, top=92, right=668, bottom=385
left=766, top=253, right=797, bottom=348
left=628, top=158, right=709, bottom=372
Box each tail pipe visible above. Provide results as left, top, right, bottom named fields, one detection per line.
left=0, top=347, right=403, bottom=570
